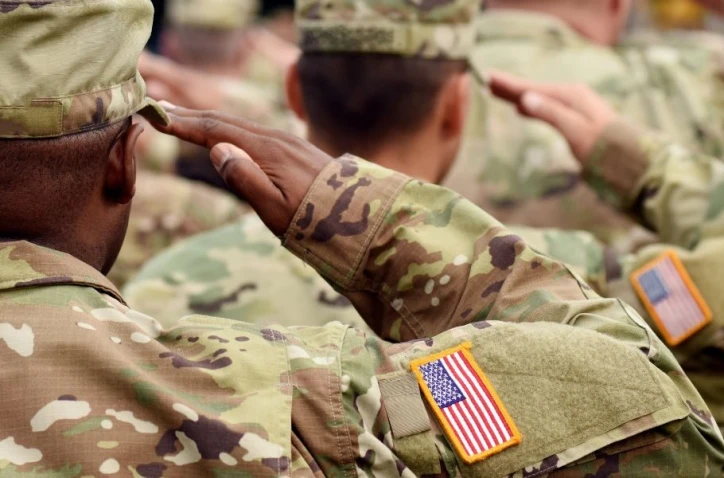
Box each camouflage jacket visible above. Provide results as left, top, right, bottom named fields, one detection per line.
left=3, top=156, right=723, bottom=476
left=108, top=171, right=250, bottom=287
left=444, top=9, right=724, bottom=250
left=530, top=120, right=724, bottom=430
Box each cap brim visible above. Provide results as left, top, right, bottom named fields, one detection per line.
left=137, top=97, right=171, bottom=127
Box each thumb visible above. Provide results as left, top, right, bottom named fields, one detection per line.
left=210, top=143, right=278, bottom=208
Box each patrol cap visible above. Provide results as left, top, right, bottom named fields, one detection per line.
left=296, top=0, right=482, bottom=59
left=0, top=0, right=168, bottom=139
left=166, top=0, right=259, bottom=30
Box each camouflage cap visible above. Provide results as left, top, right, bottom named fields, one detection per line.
left=0, top=0, right=168, bottom=139
left=296, top=0, right=481, bottom=59
left=166, top=0, right=259, bottom=30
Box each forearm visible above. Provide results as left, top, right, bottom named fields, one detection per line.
left=284, top=156, right=648, bottom=342
left=585, top=120, right=724, bottom=247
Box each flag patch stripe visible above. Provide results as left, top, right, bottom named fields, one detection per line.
left=631, top=251, right=712, bottom=347
left=411, top=342, right=521, bottom=464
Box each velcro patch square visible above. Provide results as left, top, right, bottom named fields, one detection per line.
left=410, top=342, right=521, bottom=464
left=631, top=251, right=712, bottom=347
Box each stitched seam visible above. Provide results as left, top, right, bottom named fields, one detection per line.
left=337, top=326, right=357, bottom=477
left=279, top=330, right=292, bottom=476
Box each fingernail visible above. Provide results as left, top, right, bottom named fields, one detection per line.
left=158, top=100, right=177, bottom=111
left=210, top=144, right=232, bottom=172
left=522, top=92, right=543, bottom=112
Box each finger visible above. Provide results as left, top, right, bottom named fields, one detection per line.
left=153, top=108, right=285, bottom=171
left=519, top=92, right=589, bottom=147
left=162, top=104, right=281, bottom=138
left=489, top=71, right=580, bottom=109
left=210, top=143, right=285, bottom=224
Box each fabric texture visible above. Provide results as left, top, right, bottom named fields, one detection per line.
left=0, top=0, right=168, bottom=138
left=296, top=0, right=480, bottom=58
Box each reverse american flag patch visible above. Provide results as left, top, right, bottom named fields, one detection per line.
left=631, top=251, right=712, bottom=347
left=410, top=342, right=521, bottom=464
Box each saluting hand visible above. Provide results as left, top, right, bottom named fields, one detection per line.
left=488, top=71, right=617, bottom=164
left=152, top=104, right=332, bottom=236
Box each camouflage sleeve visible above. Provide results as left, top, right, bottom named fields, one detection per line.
left=284, top=155, right=652, bottom=342
left=585, top=119, right=724, bottom=248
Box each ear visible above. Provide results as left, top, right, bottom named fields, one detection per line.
left=285, top=60, right=307, bottom=121
left=439, top=72, right=471, bottom=141
left=104, top=122, right=144, bottom=205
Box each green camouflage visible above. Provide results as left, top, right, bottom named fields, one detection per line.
left=108, top=172, right=250, bottom=288
left=296, top=0, right=479, bottom=59
left=167, top=0, right=259, bottom=30
left=124, top=214, right=369, bottom=333
left=0, top=0, right=167, bottom=138
left=3, top=156, right=723, bottom=475
left=444, top=10, right=724, bottom=249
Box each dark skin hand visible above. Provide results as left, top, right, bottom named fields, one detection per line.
left=153, top=103, right=332, bottom=236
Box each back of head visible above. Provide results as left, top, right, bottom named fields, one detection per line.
left=298, top=54, right=466, bottom=157
left=0, top=0, right=167, bottom=270
left=163, top=0, right=259, bottom=72
left=294, top=0, right=479, bottom=158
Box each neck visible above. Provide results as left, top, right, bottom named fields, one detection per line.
left=308, top=130, right=449, bottom=184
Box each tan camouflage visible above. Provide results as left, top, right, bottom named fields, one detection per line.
left=108, top=171, right=250, bottom=288
left=0, top=0, right=167, bottom=138
left=3, top=157, right=724, bottom=475
left=124, top=213, right=369, bottom=332
left=296, top=0, right=479, bottom=59
left=166, top=0, right=260, bottom=30
left=444, top=10, right=724, bottom=250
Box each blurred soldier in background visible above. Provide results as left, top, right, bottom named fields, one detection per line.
left=488, top=71, right=724, bottom=431
left=112, top=0, right=300, bottom=287
left=443, top=0, right=724, bottom=253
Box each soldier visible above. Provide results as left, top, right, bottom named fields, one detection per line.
left=443, top=0, right=724, bottom=252
left=488, top=71, right=724, bottom=430
left=2, top=1, right=723, bottom=476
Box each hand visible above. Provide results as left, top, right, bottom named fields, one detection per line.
left=151, top=104, right=332, bottom=235
left=242, top=28, right=300, bottom=73
left=488, top=71, right=617, bottom=163
left=138, top=52, right=226, bottom=111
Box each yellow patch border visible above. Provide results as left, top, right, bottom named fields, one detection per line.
left=630, top=250, right=712, bottom=347
left=409, top=342, right=522, bottom=464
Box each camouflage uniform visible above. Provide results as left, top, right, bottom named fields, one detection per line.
left=109, top=172, right=251, bottom=288
left=444, top=9, right=724, bottom=250
left=4, top=156, right=724, bottom=475
left=3, top=0, right=724, bottom=475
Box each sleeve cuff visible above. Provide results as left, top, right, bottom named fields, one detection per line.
left=583, top=120, right=656, bottom=210
left=282, top=155, right=410, bottom=290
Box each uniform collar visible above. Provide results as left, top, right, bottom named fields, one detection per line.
left=0, top=241, right=125, bottom=304
left=476, top=9, right=589, bottom=47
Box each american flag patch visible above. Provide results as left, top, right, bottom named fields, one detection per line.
left=631, top=251, right=712, bottom=347
left=410, top=342, right=521, bottom=464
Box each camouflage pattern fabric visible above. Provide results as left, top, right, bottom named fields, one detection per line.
left=444, top=10, right=724, bottom=250
left=0, top=0, right=167, bottom=138
left=124, top=214, right=370, bottom=333
left=2, top=157, right=723, bottom=475
left=578, top=121, right=724, bottom=429
left=296, top=0, right=479, bottom=59
left=108, top=172, right=250, bottom=288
